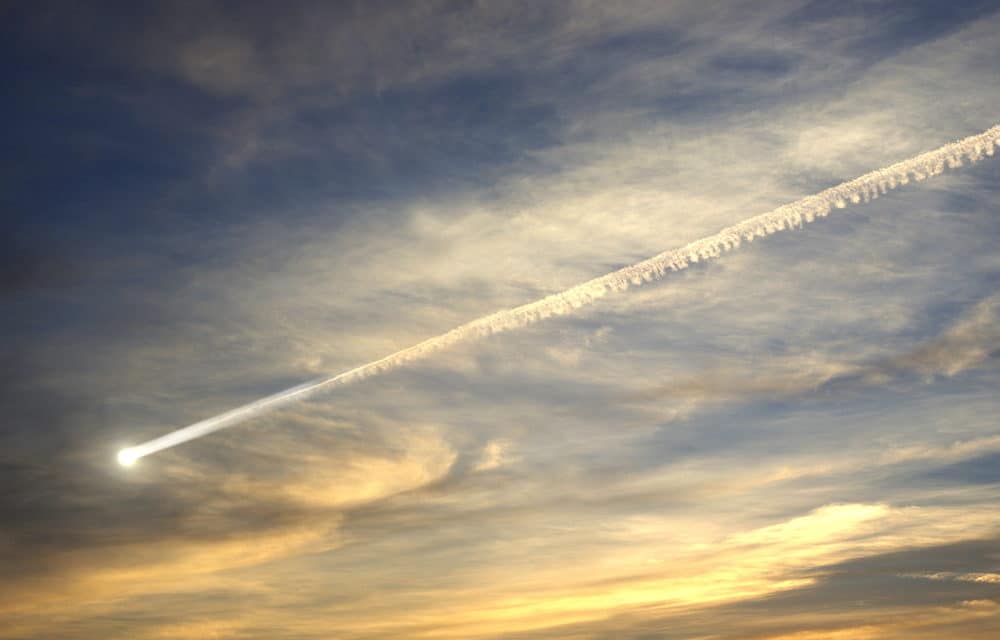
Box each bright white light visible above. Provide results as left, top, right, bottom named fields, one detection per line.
left=117, top=448, right=140, bottom=467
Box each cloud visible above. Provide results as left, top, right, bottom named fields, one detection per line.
left=3, top=2, right=1000, bottom=638
left=625, top=292, right=1000, bottom=404
left=0, top=414, right=455, bottom=635
left=903, top=572, right=1000, bottom=584
left=462, top=538, right=1000, bottom=639
left=474, top=439, right=515, bottom=471
left=263, top=503, right=997, bottom=639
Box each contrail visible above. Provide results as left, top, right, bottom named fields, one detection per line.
left=117, top=123, right=1000, bottom=465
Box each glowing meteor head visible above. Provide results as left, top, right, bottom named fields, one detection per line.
left=117, top=448, right=140, bottom=467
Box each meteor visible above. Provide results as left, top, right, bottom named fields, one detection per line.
left=118, top=123, right=1000, bottom=465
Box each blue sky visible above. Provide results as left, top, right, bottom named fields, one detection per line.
left=2, top=2, right=999, bottom=638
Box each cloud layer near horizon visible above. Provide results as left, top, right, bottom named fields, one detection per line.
left=3, top=2, right=999, bottom=638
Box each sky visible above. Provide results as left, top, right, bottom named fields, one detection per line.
left=2, top=1, right=999, bottom=638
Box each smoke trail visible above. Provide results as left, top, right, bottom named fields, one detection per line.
left=118, top=124, right=1000, bottom=464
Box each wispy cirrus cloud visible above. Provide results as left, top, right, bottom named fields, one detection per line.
left=3, top=2, right=1000, bottom=639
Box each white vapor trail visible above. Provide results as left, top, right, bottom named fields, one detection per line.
left=118, top=124, right=1000, bottom=464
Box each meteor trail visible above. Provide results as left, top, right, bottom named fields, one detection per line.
left=118, top=123, right=1000, bottom=465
